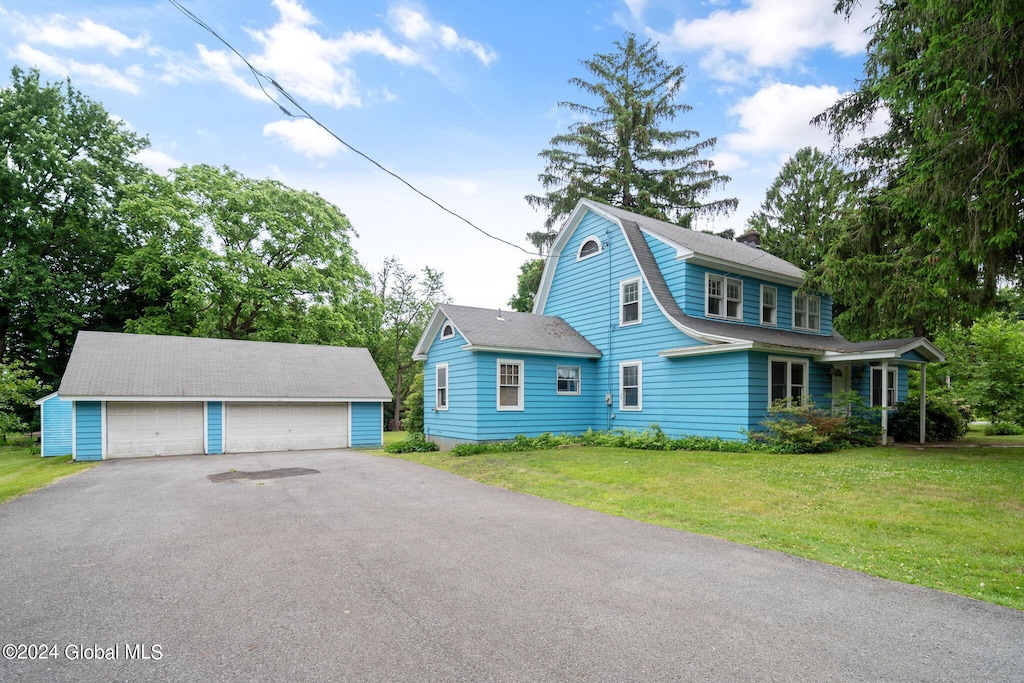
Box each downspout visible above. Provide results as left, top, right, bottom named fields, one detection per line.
left=606, top=228, right=614, bottom=431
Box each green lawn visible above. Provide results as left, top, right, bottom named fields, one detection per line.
left=0, top=437, right=97, bottom=505
left=385, top=444, right=1024, bottom=611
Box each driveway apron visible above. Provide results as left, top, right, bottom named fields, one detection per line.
left=1, top=449, right=1021, bottom=682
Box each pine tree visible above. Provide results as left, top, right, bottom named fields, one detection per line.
left=526, top=33, right=736, bottom=244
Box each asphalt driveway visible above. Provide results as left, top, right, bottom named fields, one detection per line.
left=1, top=449, right=1021, bottom=682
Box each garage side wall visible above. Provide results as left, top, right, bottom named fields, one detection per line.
left=350, top=402, right=383, bottom=448
left=205, top=401, right=223, bottom=454
left=40, top=395, right=73, bottom=457
left=73, top=401, right=103, bottom=461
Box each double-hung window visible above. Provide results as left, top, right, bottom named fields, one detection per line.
left=793, top=293, right=821, bottom=332
left=707, top=274, right=743, bottom=321
left=435, top=363, right=448, bottom=410
left=871, top=367, right=897, bottom=407
left=620, top=279, right=641, bottom=325
left=620, top=361, right=642, bottom=410
left=761, top=285, right=777, bottom=326
left=497, top=360, right=524, bottom=410
left=769, top=358, right=808, bottom=405
left=556, top=366, right=580, bottom=395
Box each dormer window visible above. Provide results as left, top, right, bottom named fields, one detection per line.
left=793, top=294, right=821, bottom=332
left=707, top=274, right=743, bottom=321
left=441, top=322, right=455, bottom=340
left=577, top=237, right=602, bottom=260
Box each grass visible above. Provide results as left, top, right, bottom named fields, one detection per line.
left=383, top=430, right=409, bottom=446
left=0, top=436, right=98, bottom=505
left=385, top=444, right=1024, bottom=611
left=962, top=423, right=1024, bottom=446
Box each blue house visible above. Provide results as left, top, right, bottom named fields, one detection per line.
left=414, top=199, right=944, bottom=448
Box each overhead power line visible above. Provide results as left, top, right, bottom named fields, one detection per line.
left=167, top=0, right=534, bottom=256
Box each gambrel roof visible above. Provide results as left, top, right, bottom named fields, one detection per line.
left=413, top=304, right=602, bottom=360
left=535, top=199, right=945, bottom=363
left=59, top=331, right=393, bottom=400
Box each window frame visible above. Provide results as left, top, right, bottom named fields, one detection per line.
left=760, top=285, right=777, bottom=326
left=870, top=367, right=898, bottom=408
left=619, top=361, right=642, bottom=411
left=706, top=273, right=743, bottom=321
left=768, top=357, right=809, bottom=406
left=556, top=365, right=581, bottom=396
left=435, top=362, right=449, bottom=411
left=619, top=278, right=642, bottom=326
left=496, top=359, right=524, bottom=411
left=440, top=322, right=455, bottom=340
left=577, top=236, right=603, bottom=261
left=793, top=293, right=821, bottom=332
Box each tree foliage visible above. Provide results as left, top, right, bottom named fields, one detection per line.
left=0, top=361, right=41, bottom=438
left=747, top=147, right=851, bottom=272
left=117, top=164, right=371, bottom=346
left=937, top=313, right=1024, bottom=425
left=526, top=32, right=736, bottom=242
left=508, top=259, right=545, bottom=313
left=813, top=0, right=1024, bottom=336
left=370, top=257, right=447, bottom=430
left=0, top=66, right=149, bottom=385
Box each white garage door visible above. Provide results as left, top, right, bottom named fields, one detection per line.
left=225, top=402, right=348, bottom=453
left=106, top=402, right=205, bottom=458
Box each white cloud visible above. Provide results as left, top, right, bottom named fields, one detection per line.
left=194, top=44, right=267, bottom=101
left=724, top=83, right=843, bottom=157
left=133, top=148, right=182, bottom=174
left=9, top=43, right=143, bottom=94
left=263, top=118, right=344, bottom=159
left=11, top=13, right=148, bottom=55
left=387, top=5, right=497, bottom=66
left=653, top=0, right=874, bottom=81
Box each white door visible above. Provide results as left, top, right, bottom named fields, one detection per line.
left=106, top=402, right=205, bottom=458
left=225, top=402, right=348, bottom=453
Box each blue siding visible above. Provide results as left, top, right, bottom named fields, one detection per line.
left=424, top=323, right=483, bottom=442
left=74, top=401, right=103, bottom=461
left=206, top=401, right=223, bottom=454
left=39, top=395, right=73, bottom=457
left=350, top=402, right=383, bottom=447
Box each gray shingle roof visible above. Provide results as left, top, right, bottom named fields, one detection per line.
left=58, top=332, right=392, bottom=400
left=591, top=201, right=805, bottom=281
left=436, top=304, right=601, bottom=357
left=620, top=218, right=941, bottom=358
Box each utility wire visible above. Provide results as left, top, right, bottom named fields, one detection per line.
left=168, top=0, right=535, bottom=256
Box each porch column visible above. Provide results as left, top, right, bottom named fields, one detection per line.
left=880, top=360, right=889, bottom=446
left=919, top=364, right=927, bottom=444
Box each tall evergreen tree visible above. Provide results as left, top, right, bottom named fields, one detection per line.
left=747, top=147, right=851, bottom=272
left=812, top=0, right=1024, bottom=336
left=526, top=32, right=736, bottom=245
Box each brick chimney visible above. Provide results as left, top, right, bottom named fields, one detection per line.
left=737, top=230, right=762, bottom=249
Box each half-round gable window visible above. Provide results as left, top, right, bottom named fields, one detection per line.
left=441, top=322, right=455, bottom=340
left=578, top=237, right=602, bottom=260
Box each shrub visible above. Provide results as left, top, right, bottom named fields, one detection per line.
left=450, top=443, right=491, bottom=456
left=983, top=422, right=1024, bottom=436
left=889, top=392, right=971, bottom=442
left=384, top=433, right=438, bottom=453
left=749, top=395, right=881, bottom=453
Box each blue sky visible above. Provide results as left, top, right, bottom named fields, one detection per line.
left=0, top=0, right=880, bottom=308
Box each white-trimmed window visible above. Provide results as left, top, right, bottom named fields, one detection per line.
left=871, top=367, right=898, bottom=407
left=497, top=360, right=524, bottom=411
left=707, top=274, right=743, bottom=321
left=435, top=363, right=449, bottom=410
left=620, top=278, right=641, bottom=326
left=769, top=357, right=809, bottom=405
left=577, top=237, right=602, bottom=260
left=441, top=322, right=455, bottom=340
left=620, top=361, right=642, bottom=410
left=793, top=293, right=821, bottom=332
left=556, top=366, right=580, bottom=395
left=761, top=285, right=777, bottom=326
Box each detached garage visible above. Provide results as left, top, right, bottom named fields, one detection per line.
left=52, top=331, right=392, bottom=461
